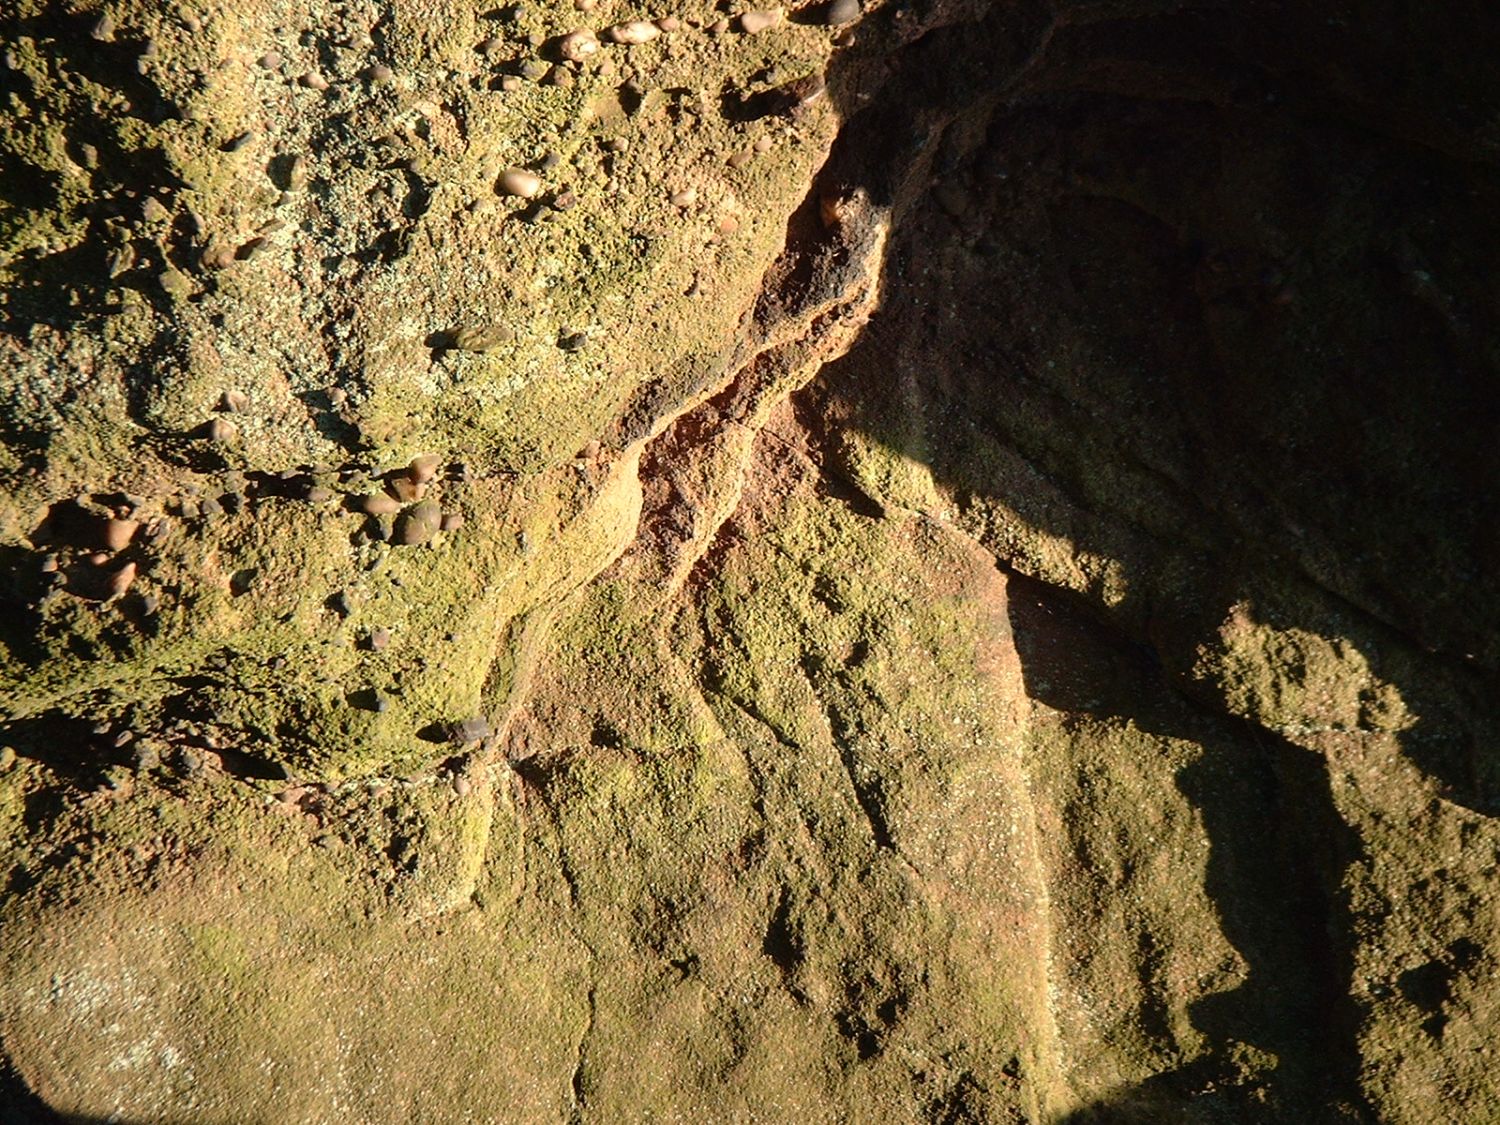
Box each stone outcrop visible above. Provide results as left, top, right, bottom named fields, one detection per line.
left=1, top=0, right=1496, bottom=1121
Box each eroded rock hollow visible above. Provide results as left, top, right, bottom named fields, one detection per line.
left=1, top=0, right=1496, bottom=1120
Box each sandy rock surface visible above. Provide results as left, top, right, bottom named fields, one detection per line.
left=1, top=0, right=1497, bottom=1121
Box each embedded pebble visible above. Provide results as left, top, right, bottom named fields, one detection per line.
left=204, top=418, right=237, bottom=442
left=394, top=499, right=442, bottom=545
left=106, top=562, right=137, bottom=600
left=390, top=476, right=425, bottom=503
left=220, top=389, right=249, bottom=412
left=497, top=168, right=543, bottom=198
left=478, top=36, right=505, bottom=57
left=656, top=16, right=681, bottom=31
left=738, top=8, right=783, bottom=33
left=518, top=60, right=548, bottom=81
left=285, top=155, right=309, bottom=191
left=141, top=593, right=160, bottom=615
left=305, top=486, right=334, bottom=504
left=103, top=518, right=139, bottom=551
left=141, top=196, right=170, bottom=223
left=448, top=716, right=491, bottom=743
left=91, top=13, right=115, bottom=41
left=357, top=492, right=402, bottom=516
left=453, top=775, right=472, bottom=797
left=826, top=0, right=859, bottom=23
left=606, top=21, right=661, bottom=44
left=453, top=323, right=513, bottom=352
left=368, top=627, right=391, bottom=651
left=224, top=131, right=255, bottom=152
left=364, top=63, right=393, bottom=82
left=407, top=454, right=442, bottom=484
left=299, top=70, right=329, bottom=90
left=440, top=512, right=464, bottom=532
left=0, top=747, right=14, bottom=771
left=558, top=30, right=600, bottom=62
left=159, top=268, right=192, bottom=298
left=107, top=246, right=136, bottom=277
left=753, top=135, right=773, bottom=153
left=670, top=187, right=698, bottom=207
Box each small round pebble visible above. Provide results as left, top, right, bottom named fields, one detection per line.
left=826, top=0, right=859, bottom=24
left=408, top=454, right=442, bottom=484
left=606, top=21, right=661, bottom=44
left=390, top=476, right=425, bottom=503
left=738, top=8, right=783, bottom=33
left=394, top=499, right=442, bottom=545
left=497, top=168, right=543, bottom=198
left=103, top=518, right=139, bottom=551
left=558, top=30, right=600, bottom=62
left=453, top=323, right=513, bottom=352
left=357, top=492, right=402, bottom=516
left=448, top=716, right=491, bottom=743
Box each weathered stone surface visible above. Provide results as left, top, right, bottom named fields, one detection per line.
left=0, top=0, right=1496, bottom=1121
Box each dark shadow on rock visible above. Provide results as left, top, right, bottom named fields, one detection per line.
left=804, top=0, right=1500, bottom=814
left=781, top=3, right=1499, bottom=1115
left=1007, top=572, right=1373, bottom=1121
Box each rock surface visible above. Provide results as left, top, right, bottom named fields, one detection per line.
left=1, top=0, right=1497, bottom=1121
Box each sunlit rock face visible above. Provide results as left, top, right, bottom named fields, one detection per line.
left=1, top=0, right=1496, bottom=1121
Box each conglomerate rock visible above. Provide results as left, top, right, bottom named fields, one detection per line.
left=0, top=0, right=1496, bottom=1121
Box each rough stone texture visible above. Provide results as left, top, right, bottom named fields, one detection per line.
left=1, top=0, right=1497, bottom=1122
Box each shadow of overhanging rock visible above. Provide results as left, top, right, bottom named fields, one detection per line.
left=1006, top=571, right=1372, bottom=1120
left=805, top=0, right=1500, bottom=811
